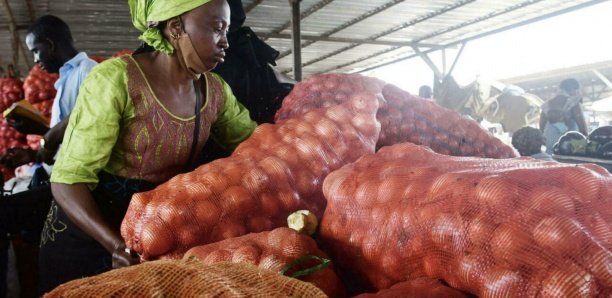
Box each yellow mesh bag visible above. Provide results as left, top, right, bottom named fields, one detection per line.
left=44, top=259, right=327, bottom=298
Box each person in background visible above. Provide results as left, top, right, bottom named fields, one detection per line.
left=539, top=78, right=588, bottom=154
left=43, top=0, right=256, bottom=293
left=0, top=15, right=97, bottom=298
left=512, top=126, right=554, bottom=161
left=6, top=15, right=98, bottom=165
left=418, top=85, right=433, bottom=99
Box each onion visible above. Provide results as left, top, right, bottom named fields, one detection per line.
left=479, top=266, right=525, bottom=298
left=490, top=223, right=532, bottom=268
left=538, top=266, right=595, bottom=298
left=532, top=216, right=586, bottom=256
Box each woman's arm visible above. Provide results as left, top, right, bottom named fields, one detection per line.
left=51, top=183, right=139, bottom=268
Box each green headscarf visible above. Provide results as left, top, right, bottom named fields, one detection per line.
left=128, top=0, right=211, bottom=55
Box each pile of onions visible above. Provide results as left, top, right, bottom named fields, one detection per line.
left=320, top=142, right=611, bottom=297
left=0, top=64, right=24, bottom=112
left=184, top=227, right=345, bottom=297
left=275, top=74, right=516, bottom=158
left=122, top=93, right=380, bottom=260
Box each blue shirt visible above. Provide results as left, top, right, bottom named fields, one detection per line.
left=51, top=52, right=97, bottom=127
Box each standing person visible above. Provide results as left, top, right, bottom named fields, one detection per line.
left=511, top=126, right=554, bottom=161
left=41, top=0, right=256, bottom=293
left=7, top=15, right=98, bottom=164
left=539, top=78, right=588, bottom=154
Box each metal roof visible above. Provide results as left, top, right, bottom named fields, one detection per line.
left=0, top=0, right=607, bottom=79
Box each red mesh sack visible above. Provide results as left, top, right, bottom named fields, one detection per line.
left=275, top=74, right=516, bottom=158
left=89, top=55, right=107, bottom=63
left=32, top=99, right=53, bottom=119
left=122, top=95, right=381, bottom=259
left=0, top=164, right=15, bottom=182
left=26, top=134, right=42, bottom=151
left=0, top=116, right=28, bottom=156
left=23, top=64, right=57, bottom=104
left=354, top=278, right=469, bottom=298
left=0, top=65, right=24, bottom=112
left=184, top=227, right=345, bottom=297
left=44, top=259, right=327, bottom=297
left=320, top=142, right=611, bottom=297
left=112, top=49, right=134, bottom=57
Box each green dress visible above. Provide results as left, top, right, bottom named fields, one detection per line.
left=39, top=56, right=256, bottom=294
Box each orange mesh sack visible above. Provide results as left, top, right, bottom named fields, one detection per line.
left=184, top=227, right=345, bottom=297
left=275, top=74, right=516, bottom=158
left=122, top=94, right=381, bottom=260
left=44, top=259, right=327, bottom=298
left=23, top=64, right=57, bottom=104
left=0, top=65, right=24, bottom=112
left=354, top=278, right=469, bottom=298
left=320, top=142, right=611, bottom=297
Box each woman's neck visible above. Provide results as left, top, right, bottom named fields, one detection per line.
left=147, top=52, right=194, bottom=86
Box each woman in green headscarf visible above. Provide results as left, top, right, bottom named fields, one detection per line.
left=39, top=0, right=256, bottom=293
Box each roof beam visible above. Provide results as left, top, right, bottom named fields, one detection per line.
left=345, top=0, right=605, bottom=75
left=287, top=0, right=474, bottom=74
left=25, top=0, right=36, bottom=21
left=244, top=0, right=263, bottom=13
left=412, top=45, right=442, bottom=78
left=263, top=0, right=334, bottom=40
left=592, top=70, right=612, bottom=89
left=2, top=0, right=20, bottom=67
left=259, top=32, right=442, bottom=48
left=277, top=0, right=405, bottom=60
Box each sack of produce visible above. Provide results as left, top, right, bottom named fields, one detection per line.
left=0, top=65, right=24, bottom=112
left=23, top=64, right=57, bottom=105
left=0, top=116, right=28, bottom=156
left=275, top=74, right=516, bottom=158
left=184, top=227, right=345, bottom=297
left=320, top=142, right=611, bottom=297
left=354, top=278, right=469, bottom=298
left=122, top=94, right=381, bottom=259
left=44, top=259, right=326, bottom=298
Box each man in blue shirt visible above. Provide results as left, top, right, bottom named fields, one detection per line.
left=24, top=15, right=98, bottom=162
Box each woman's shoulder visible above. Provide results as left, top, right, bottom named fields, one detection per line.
left=88, top=57, right=130, bottom=81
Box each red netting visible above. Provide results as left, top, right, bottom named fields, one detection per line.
left=184, top=227, right=345, bottom=297
left=320, top=143, right=611, bottom=297
left=44, top=259, right=327, bottom=297
left=122, top=94, right=381, bottom=259
left=23, top=64, right=57, bottom=105
left=353, top=278, right=470, bottom=298
left=0, top=65, right=24, bottom=112
left=0, top=115, right=29, bottom=156
left=275, top=74, right=516, bottom=158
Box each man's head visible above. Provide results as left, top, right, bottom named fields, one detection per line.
left=25, top=15, right=75, bottom=73
left=512, top=126, right=546, bottom=156
left=418, top=85, right=432, bottom=98
left=560, top=78, right=580, bottom=97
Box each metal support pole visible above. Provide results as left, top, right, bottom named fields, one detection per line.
left=289, top=0, right=302, bottom=81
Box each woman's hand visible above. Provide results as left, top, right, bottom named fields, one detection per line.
left=112, top=242, right=141, bottom=269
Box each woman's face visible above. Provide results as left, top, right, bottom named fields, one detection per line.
left=181, top=0, right=230, bottom=71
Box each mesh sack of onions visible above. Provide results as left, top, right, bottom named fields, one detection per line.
left=44, top=259, right=326, bottom=298
left=122, top=94, right=380, bottom=260
left=320, top=142, right=611, bottom=297
left=275, top=74, right=516, bottom=158
left=184, top=227, right=345, bottom=297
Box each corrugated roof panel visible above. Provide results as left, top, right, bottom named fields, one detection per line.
left=0, top=0, right=602, bottom=79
